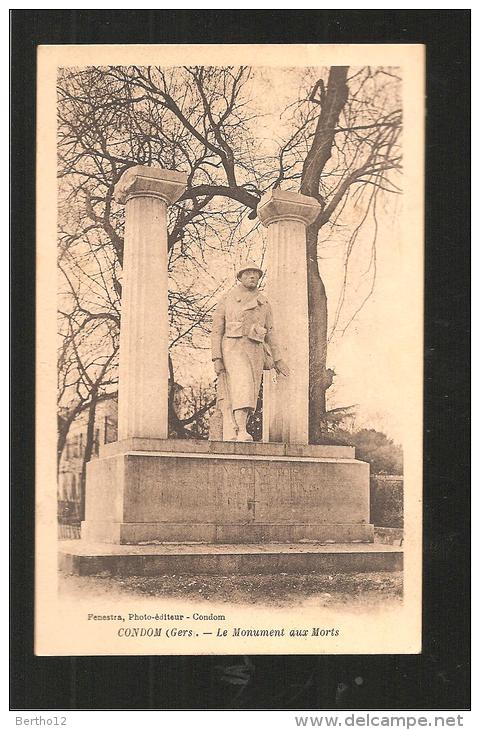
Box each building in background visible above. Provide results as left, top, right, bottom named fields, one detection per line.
left=58, top=396, right=118, bottom=504
left=58, top=396, right=118, bottom=537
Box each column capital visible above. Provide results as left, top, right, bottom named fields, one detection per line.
left=114, top=165, right=188, bottom=206
left=257, top=189, right=322, bottom=227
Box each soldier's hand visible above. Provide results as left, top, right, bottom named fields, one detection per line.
left=274, top=359, right=290, bottom=377
left=214, top=358, right=226, bottom=375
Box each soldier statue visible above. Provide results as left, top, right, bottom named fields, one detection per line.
left=211, top=262, right=289, bottom=441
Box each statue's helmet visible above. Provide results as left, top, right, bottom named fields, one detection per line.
left=236, top=261, right=263, bottom=280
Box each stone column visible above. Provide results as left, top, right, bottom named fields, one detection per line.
left=257, top=189, right=321, bottom=444
left=114, top=166, right=187, bottom=440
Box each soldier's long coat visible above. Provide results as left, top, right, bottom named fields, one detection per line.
left=211, top=284, right=281, bottom=412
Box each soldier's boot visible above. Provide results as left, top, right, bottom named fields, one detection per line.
left=233, top=408, right=252, bottom=442
left=236, top=431, right=253, bottom=442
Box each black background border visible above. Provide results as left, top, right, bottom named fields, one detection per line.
left=10, top=9, right=471, bottom=711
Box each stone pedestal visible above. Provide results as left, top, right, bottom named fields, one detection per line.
left=114, top=166, right=187, bottom=439
left=257, top=189, right=321, bottom=444
left=82, top=440, right=372, bottom=545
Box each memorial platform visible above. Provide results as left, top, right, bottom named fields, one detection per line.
left=59, top=540, right=402, bottom=577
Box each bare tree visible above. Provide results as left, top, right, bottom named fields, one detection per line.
left=57, top=226, right=119, bottom=465
left=57, top=64, right=401, bottom=446
left=273, top=66, right=401, bottom=440
left=57, top=65, right=264, bottom=451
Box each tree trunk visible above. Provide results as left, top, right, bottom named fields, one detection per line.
left=299, top=66, right=349, bottom=442
left=306, top=223, right=329, bottom=442
left=80, top=387, right=98, bottom=521
left=57, top=408, right=82, bottom=470
left=57, top=416, right=71, bottom=468
left=167, top=354, right=189, bottom=438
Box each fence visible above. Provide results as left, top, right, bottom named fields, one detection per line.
left=57, top=499, right=82, bottom=540
left=370, top=474, right=404, bottom=528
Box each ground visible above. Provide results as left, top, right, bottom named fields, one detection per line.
left=59, top=570, right=402, bottom=608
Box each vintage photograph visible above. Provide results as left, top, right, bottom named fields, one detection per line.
left=35, top=44, right=423, bottom=656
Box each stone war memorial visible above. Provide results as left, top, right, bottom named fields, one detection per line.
left=61, top=165, right=402, bottom=576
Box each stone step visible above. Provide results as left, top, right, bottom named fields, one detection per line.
left=59, top=541, right=402, bottom=577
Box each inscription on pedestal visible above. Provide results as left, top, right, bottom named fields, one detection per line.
left=83, top=448, right=371, bottom=544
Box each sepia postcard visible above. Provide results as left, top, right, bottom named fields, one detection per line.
left=35, top=43, right=424, bottom=656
